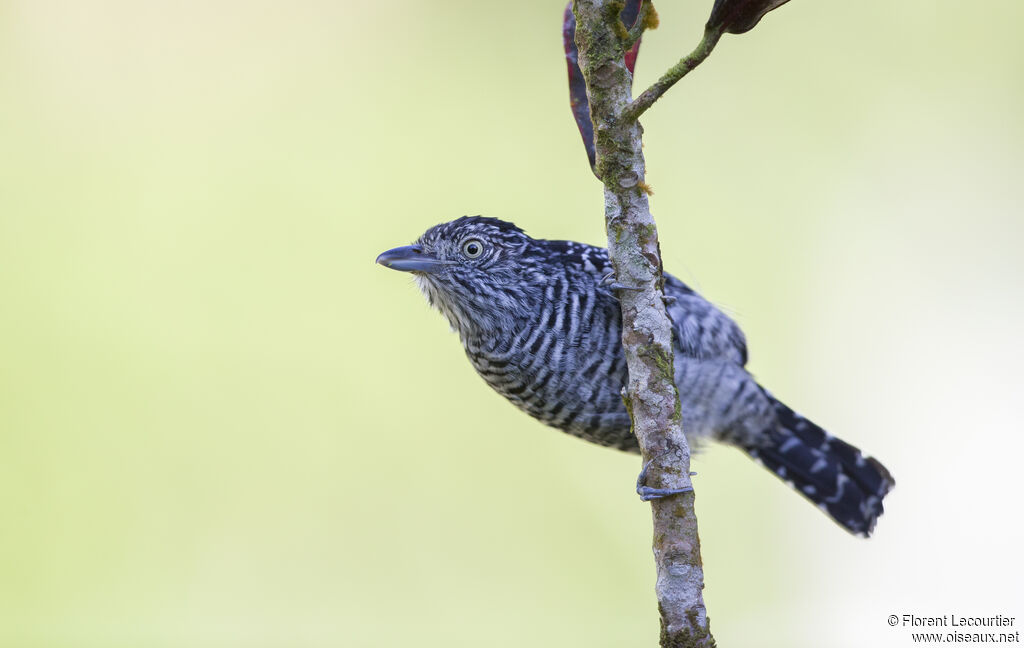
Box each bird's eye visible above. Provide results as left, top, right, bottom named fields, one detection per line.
left=461, top=239, right=484, bottom=259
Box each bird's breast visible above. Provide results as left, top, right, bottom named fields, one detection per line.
left=462, top=302, right=636, bottom=450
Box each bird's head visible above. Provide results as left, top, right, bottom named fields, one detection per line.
left=376, top=217, right=545, bottom=339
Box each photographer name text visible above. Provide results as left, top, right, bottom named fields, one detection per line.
left=900, top=615, right=1016, bottom=628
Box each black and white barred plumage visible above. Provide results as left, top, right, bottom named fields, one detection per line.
left=377, top=216, right=894, bottom=536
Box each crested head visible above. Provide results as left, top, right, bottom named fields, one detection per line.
left=377, top=217, right=550, bottom=341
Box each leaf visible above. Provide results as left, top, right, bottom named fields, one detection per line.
left=620, top=0, right=644, bottom=76
left=563, top=0, right=645, bottom=175
left=563, top=4, right=596, bottom=173
left=705, top=0, right=793, bottom=35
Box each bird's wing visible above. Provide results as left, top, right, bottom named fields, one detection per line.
left=664, top=273, right=748, bottom=366
left=542, top=240, right=616, bottom=279
left=547, top=240, right=748, bottom=365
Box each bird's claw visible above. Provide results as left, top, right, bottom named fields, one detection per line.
left=600, top=272, right=642, bottom=291
left=636, top=459, right=696, bottom=501
left=610, top=282, right=642, bottom=291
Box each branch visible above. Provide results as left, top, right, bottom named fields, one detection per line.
left=572, top=1, right=714, bottom=646
left=624, top=0, right=656, bottom=51
left=623, top=26, right=724, bottom=123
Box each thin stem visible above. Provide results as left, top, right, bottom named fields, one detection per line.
left=623, top=25, right=724, bottom=123
left=623, top=1, right=652, bottom=50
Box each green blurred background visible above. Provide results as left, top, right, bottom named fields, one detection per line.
left=1, top=1, right=1022, bottom=646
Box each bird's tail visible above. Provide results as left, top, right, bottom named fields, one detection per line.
left=741, top=393, right=895, bottom=537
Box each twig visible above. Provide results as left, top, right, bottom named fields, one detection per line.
left=572, top=1, right=715, bottom=646
left=624, top=1, right=654, bottom=50
left=623, top=26, right=724, bottom=123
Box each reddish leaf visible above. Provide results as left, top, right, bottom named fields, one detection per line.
left=563, top=4, right=596, bottom=172
left=706, top=0, right=793, bottom=35
left=564, top=0, right=645, bottom=175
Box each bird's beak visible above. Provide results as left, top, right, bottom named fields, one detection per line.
left=375, top=245, right=444, bottom=274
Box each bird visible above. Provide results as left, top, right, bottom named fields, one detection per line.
left=376, top=216, right=894, bottom=537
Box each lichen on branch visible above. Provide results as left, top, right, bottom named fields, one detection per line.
left=623, top=25, right=723, bottom=123
left=571, top=1, right=715, bottom=646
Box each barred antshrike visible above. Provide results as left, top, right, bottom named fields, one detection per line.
left=377, top=217, right=894, bottom=536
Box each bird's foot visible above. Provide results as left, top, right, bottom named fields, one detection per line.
left=600, top=272, right=642, bottom=291
left=636, top=459, right=696, bottom=501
